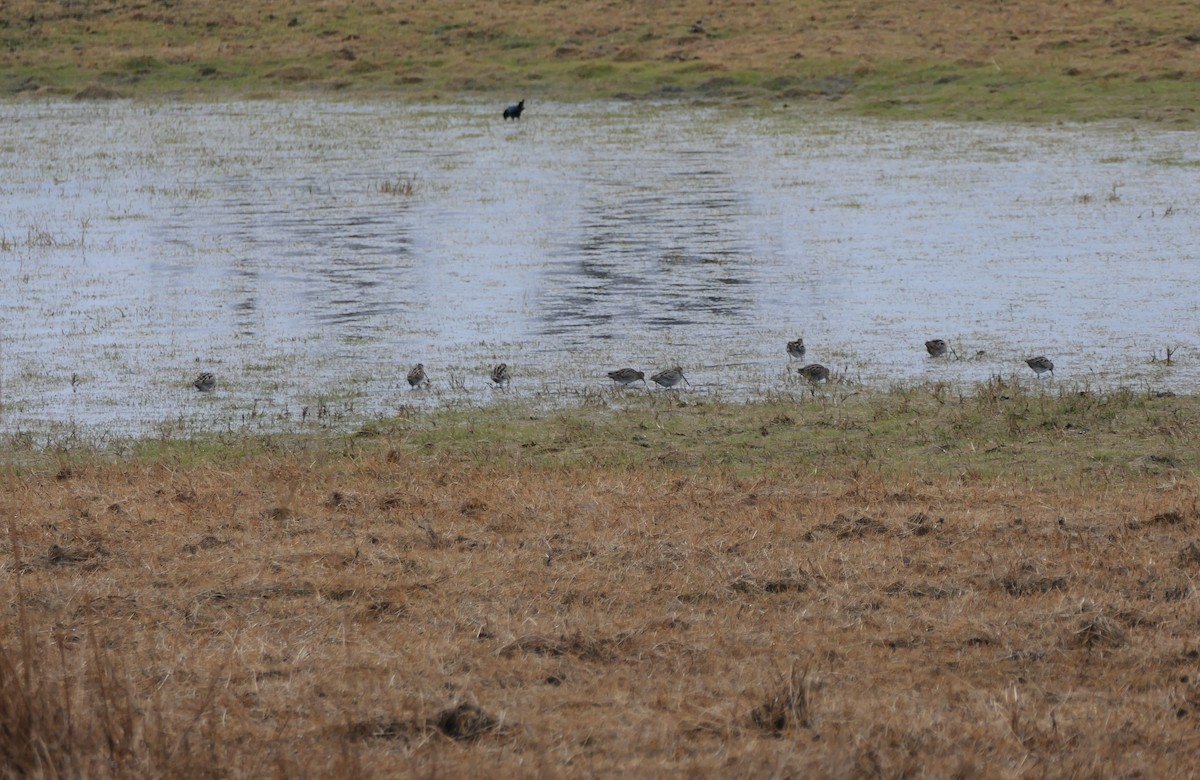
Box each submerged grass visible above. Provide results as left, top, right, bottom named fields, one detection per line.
left=2, top=385, right=1199, bottom=775
left=2, top=0, right=1199, bottom=124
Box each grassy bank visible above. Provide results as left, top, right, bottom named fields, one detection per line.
left=3, top=386, right=1200, bottom=776
left=2, top=0, right=1200, bottom=124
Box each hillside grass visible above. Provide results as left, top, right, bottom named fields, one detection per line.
left=3, top=384, right=1200, bottom=776
left=2, top=0, right=1200, bottom=124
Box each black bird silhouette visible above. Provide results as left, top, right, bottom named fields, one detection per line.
left=503, top=99, right=525, bottom=120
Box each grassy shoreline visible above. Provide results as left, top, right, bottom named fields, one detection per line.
left=3, top=387, right=1199, bottom=775
left=3, top=0, right=1200, bottom=125
left=8, top=381, right=1197, bottom=478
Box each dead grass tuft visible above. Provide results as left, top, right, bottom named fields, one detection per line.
left=997, top=561, right=1069, bottom=597
left=346, top=703, right=504, bottom=744
left=749, top=668, right=813, bottom=735
left=345, top=717, right=426, bottom=743
left=325, top=490, right=359, bottom=509
left=730, top=572, right=810, bottom=594
left=0, top=582, right=226, bottom=777
left=806, top=513, right=889, bottom=540
left=1130, top=510, right=1190, bottom=529
left=42, top=542, right=106, bottom=568
left=1071, top=604, right=1129, bottom=649
left=377, top=175, right=419, bottom=197
left=901, top=511, right=943, bottom=537
left=1178, top=541, right=1200, bottom=568
left=499, top=632, right=625, bottom=663
left=72, top=83, right=122, bottom=100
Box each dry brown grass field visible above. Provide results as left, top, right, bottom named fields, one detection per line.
left=4, top=385, right=1200, bottom=776
left=2, top=0, right=1199, bottom=122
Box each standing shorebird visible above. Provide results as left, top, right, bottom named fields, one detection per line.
left=786, top=338, right=806, bottom=360
left=797, top=364, right=830, bottom=383
left=651, top=367, right=690, bottom=389
left=607, top=368, right=647, bottom=388
left=925, top=339, right=948, bottom=357
left=490, top=363, right=511, bottom=388
left=1025, top=356, right=1054, bottom=378
left=193, top=372, right=216, bottom=392
left=407, top=363, right=430, bottom=389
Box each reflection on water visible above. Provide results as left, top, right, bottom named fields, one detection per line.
left=548, top=146, right=756, bottom=336
left=0, top=100, right=1198, bottom=437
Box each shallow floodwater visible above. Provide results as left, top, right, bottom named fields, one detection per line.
left=1, top=100, right=1198, bottom=439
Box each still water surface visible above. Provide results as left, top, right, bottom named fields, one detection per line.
left=1, top=100, right=1197, bottom=438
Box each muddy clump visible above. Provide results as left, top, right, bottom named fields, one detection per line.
left=73, top=83, right=122, bottom=100
left=435, top=703, right=501, bottom=741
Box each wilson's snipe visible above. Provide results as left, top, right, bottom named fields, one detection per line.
left=797, top=364, right=830, bottom=383
left=651, top=367, right=690, bottom=389
left=1025, top=356, right=1054, bottom=378
left=607, top=368, right=646, bottom=388
left=407, top=363, right=431, bottom=389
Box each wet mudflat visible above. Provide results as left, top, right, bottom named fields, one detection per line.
left=1, top=100, right=1197, bottom=440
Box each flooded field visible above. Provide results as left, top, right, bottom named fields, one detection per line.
left=1, top=100, right=1197, bottom=440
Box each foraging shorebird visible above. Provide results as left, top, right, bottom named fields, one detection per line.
left=797, top=364, right=830, bottom=383
left=786, top=338, right=806, bottom=360
left=1025, top=356, right=1054, bottom=378
left=193, top=372, right=216, bottom=392
left=406, top=363, right=430, bottom=389
left=490, top=363, right=511, bottom=387
left=607, top=368, right=647, bottom=388
left=925, top=339, right=948, bottom=357
left=651, top=367, right=690, bottom=389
